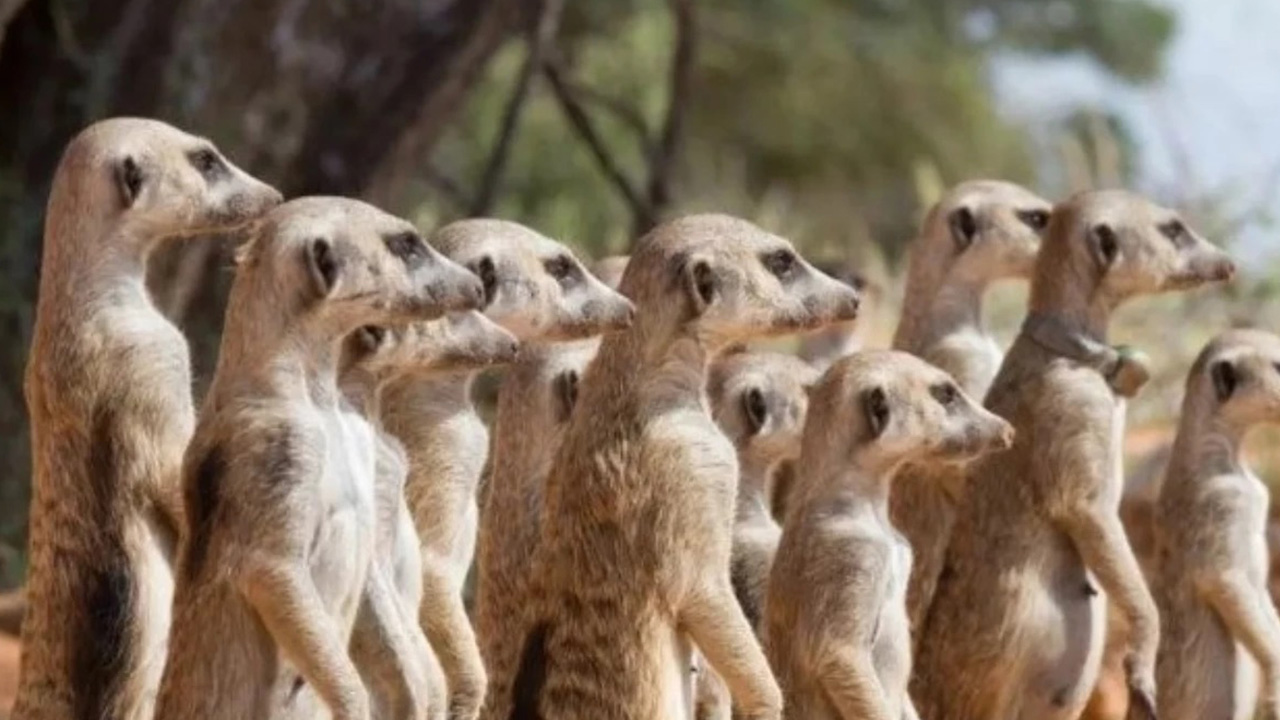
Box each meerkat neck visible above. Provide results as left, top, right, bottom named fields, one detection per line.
left=587, top=317, right=712, bottom=411
left=894, top=275, right=987, bottom=353
left=1028, top=249, right=1111, bottom=343
left=391, top=370, right=477, bottom=419
left=735, top=457, right=776, bottom=524
left=799, top=461, right=898, bottom=513
left=339, top=366, right=381, bottom=419
left=1167, top=412, right=1250, bottom=487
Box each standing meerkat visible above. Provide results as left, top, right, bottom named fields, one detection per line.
left=765, top=350, right=1013, bottom=720
left=913, top=190, right=1236, bottom=720
left=16, top=117, right=280, bottom=720
left=510, top=214, right=861, bottom=720
left=888, top=179, right=1050, bottom=643
left=153, top=197, right=484, bottom=720
left=322, top=314, right=520, bottom=720
left=693, top=349, right=821, bottom=720
left=379, top=219, right=635, bottom=720
left=1153, top=329, right=1280, bottom=720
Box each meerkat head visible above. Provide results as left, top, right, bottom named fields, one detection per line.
left=56, top=118, right=281, bottom=248
left=345, top=312, right=520, bottom=383
left=914, top=180, right=1049, bottom=284
left=622, top=214, right=861, bottom=346
left=802, top=350, right=1014, bottom=476
left=709, top=349, right=820, bottom=474
left=428, top=219, right=634, bottom=341
left=239, top=197, right=484, bottom=333
left=1034, top=190, right=1235, bottom=309
left=1185, top=329, right=1280, bottom=429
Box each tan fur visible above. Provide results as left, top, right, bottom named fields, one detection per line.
left=913, top=190, right=1235, bottom=720
left=16, top=118, right=280, bottom=720
left=693, top=350, right=820, bottom=720
left=766, top=350, right=1013, bottom=720
left=154, top=197, right=483, bottom=720
left=379, top=219, right=634, bottom=720
left=888, top=180, right=1048, bottom=647
left=510, top=214, right=860, bottom=720
left=796, top=263, right=873, bottom=372
left=1153, top=330, right=1280, bottom=720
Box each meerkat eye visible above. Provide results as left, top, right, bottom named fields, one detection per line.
left=384, top=232, right=426, bottom=263
left=1017, top=209, right=1050, bottom=232
left=930, top=382, right=959, bottom=408
left=1158, top=219, right=1188, bottom=247
left=188, top=148, right=226, bottom=179
left=544, top=255, right=576, bottom=283
left=1092, top=224, right=1119, bottom=264
left=948, top=207, right=979, bottom=250
left=471, top=256, right=498, bottom=304
left=355, top=325, right=386, bottom=353
left=762, top=249, right=797, bottom=280
left=743, top=387, right=768, bottom=435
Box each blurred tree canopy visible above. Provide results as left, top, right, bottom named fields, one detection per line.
left=0, top=0, right=1173, bottom=586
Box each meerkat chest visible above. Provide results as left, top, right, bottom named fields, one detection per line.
left=651, top=409, right=739, bottom=502
left=309, top=407, right=378, bottom=618
left=928, top=329, right=1002, bottom=394
left=1202, top=471, right=1271, bottom=580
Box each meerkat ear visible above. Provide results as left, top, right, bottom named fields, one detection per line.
left=553, top=369, right=580, bottom=423
left=1090, top=223, right=1119, bottom=268
left=115, top=155, right=145, bottom=208
left=862, top=386, right=890, bottom=439
left=948, top=207, right=978, bottom=251
left=305, top=237, right=342, bottom=298
left=1210, top=359, right=1238, bottom=402
left=742, top=387, right=768, bottom=435
left=680, top=255, right=719, bottom=315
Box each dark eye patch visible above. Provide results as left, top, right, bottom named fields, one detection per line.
left=384, top=232, right=427, bottom=266
left=188, top=148, right=227, bottom=180
left=544, top=255, right=576, bottom=283
left=762, top=249, right=797, bottom=280
left=930, top=382, right=958, bottom=407
left=1017, top=209, right=1050, bottom=231
left=1158, top=219, right=1188, bottom=247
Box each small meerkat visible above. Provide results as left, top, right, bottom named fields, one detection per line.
left=319, top=314, right=519, bottom=720
left=473, top=338, right=600, bottom=720
left=510, top=214, right=861, bottom=720
left=153, top=197, right=484, bottom=720
left=16, top=118, right=280, bottom=720
left=888, top=179, right=1050, bottom=644
left=765, top=350, right=1013, bottom=720
left=692, top=349, right=821, bottom=720
left=1153, top=329, right=1280, bottom=720
left=913, top=190, right=1236, bottom=720
left=379, top=219, right=635, bottom=720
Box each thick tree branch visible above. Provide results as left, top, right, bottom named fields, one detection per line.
left=565, top=81, right=655, bottom=156
left=470, top=0, right=565, bottom=215
left=642, top=0, right=696, bottom=236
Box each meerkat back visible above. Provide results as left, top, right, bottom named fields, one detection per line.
left=1153, top=329, right=1280, bottom=720
left=17, top=118, right=280, bottom=720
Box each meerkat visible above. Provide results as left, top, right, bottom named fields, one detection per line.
left=309, top=313, right=519, bottom=720
left=378, top=219, right=635, bottom=720
left=764, top=350, right=1013, bottom=720
left=887, top=179, right=1050, bottom=643
left=153, top=196, right=484, bottom=720
left=691, top=349, right=821, bottom=720
left=592, top=254, right=631, bottom=289
left=16, top=118, right=281, bottom=720
left=1152, top=329, right=1280, bottom=720
left=508, top=214, right=861, bottom=720
left=912, top=190, right=1236, bottom=720
left=796, top=263, right=871, bottom=372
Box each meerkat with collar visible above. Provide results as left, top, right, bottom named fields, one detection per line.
left=1153, top=329, right=1280, bottom=720
left=888, top=179, right=1049, bottom=643
left=379, top=219, right=634, bottom=720
left=765, top=350, right=1013, bottom=720
left=288, top=313, right=517, bottom=720
left=913, top=190, right=1235, bottom=720
left=16, top=118, right=280, bottom=720
left=153, top=197, right=484, bottom=720
left=509, top=214, right=861, bottom=720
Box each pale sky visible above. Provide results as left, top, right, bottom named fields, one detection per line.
left=991, top=0, right=1280, bottom=263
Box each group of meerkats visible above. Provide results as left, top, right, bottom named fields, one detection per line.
left=8, top=115, right=1278, bottom=720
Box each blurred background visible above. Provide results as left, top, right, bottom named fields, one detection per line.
left=0, top=0, right=1278, bottom=704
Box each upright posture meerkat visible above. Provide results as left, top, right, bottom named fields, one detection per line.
left=765, top=350, right=1013, bottom=720
left=510, top=214, right=861, bottom=720
left=379, top=219, right=634, bottom=720
left=913, top=190, right=1236, bottom=720
left=888, top=179, right=1049, bottom=641
left=328, top=314, right=520, bottom=720
left=1153, top=329, right=1280, bottom=720
left=154, top=197, right=484, bottom=720
left=17, top=118, right=280, bottom=720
